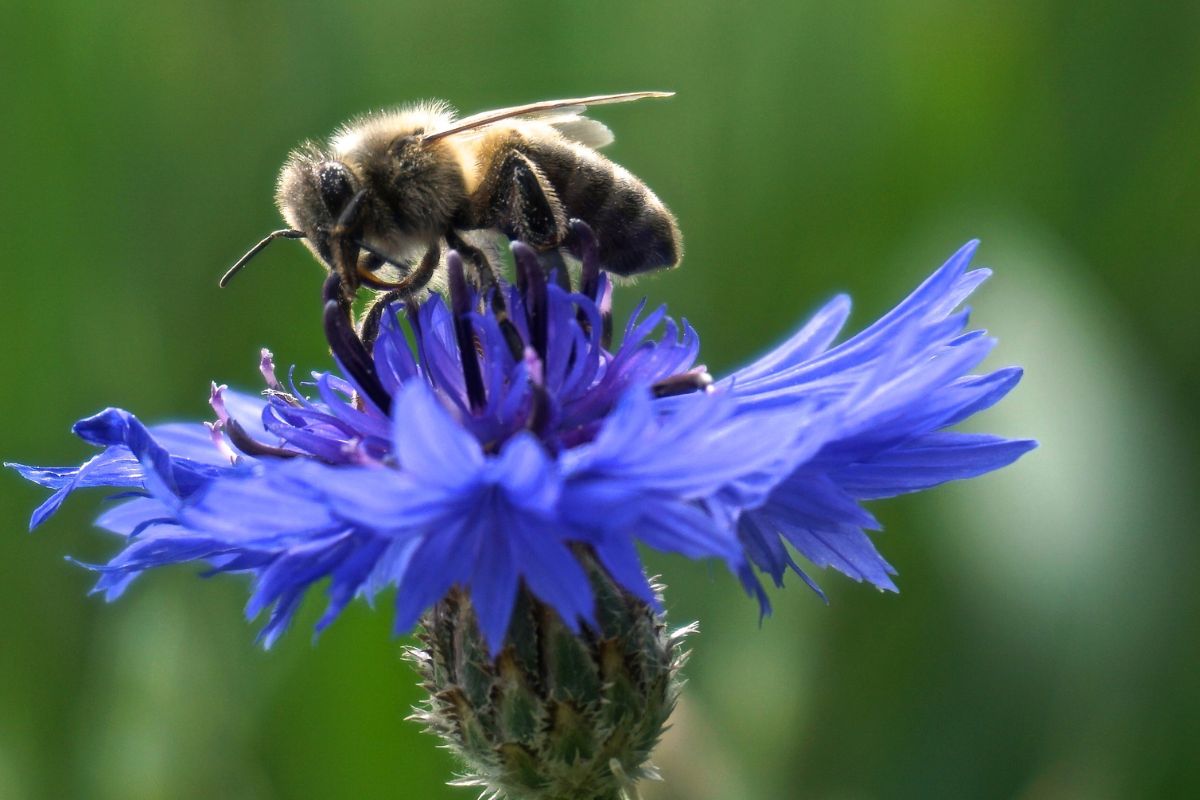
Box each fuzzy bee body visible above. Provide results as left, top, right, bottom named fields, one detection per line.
left=503, top=129, right=681, bottom=276
left=231, top=93, right=680, bottom=296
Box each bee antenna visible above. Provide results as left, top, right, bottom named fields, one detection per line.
left=219, top=229, right=306, bottom=287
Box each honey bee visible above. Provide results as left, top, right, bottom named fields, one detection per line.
left=221, top=92, right=682, bottom=299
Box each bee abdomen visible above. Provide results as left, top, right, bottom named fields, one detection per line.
left=527, top=141, right=681, bottom=276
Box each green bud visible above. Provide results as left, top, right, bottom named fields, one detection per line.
left=406, top=552, right=694, bottom=800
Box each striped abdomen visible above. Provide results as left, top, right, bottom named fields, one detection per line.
left=521, top=137, right=681, bottom=276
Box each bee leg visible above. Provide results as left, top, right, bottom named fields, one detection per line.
left=446, top=230, right=524, bottom=361
left=487, top=150, right=572, bottom=289
left=355, top=240, right=440, bottom=295
left=358, top=289, right=404, bottom=350
left=445, top=231, right=500, bottom=293
left=329, top=189, right=370, bottom=304
left=357, top=242, right=441, bottom=347
left=488, top=150, right=568, bottom=250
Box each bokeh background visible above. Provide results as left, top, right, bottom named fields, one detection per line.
left=2, top=2, right=1197, bottom=798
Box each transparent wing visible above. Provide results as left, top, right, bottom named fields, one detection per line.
left=422, top=91, right=673, bottom=144
left=441, top=108, right=614, bottom=149
left=547, top=115, right=615, bottom=148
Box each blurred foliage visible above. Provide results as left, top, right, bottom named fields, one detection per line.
left=2, top=2, right=1197, bottom=798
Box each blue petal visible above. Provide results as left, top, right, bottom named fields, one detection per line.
left=391, top=511, right=475, bottom=636
left=593, top=536, right=657, bottom=607
left=834, top=432, right=1038, bottom=499
left=94, top=496, right=176, bottom=536
left=10, top=407, right=237, bottom=530
left=469, top=514, right=520, bottom=654
left=633, top=497, right=742, bottom=564
left=390, top=382, right=483, bottom=484
left=373, top=306, right=420, bottom=393
left=180, top=470, right=342, bottom=543
left=720, top=243, right=1038, bottom=599
left=73, top=409, right=180, bottom=501
left=492, top=433, right=559, bottom=513
left=567, top=389, right=800, bottom=501
left=742, top=470, right=896, bottom=591
left=148, top=423, right=230, bottom=465
left=14, top=449, right=144, bottom=530
left=731, top=294, right=851, bottom=383
left=221, top=390, right=271, bottom=440
left=503, top=508, right=596, bottom=636
left=317, top=467, right=461, bottom=532
left=785, top=524, right=898, bottom=591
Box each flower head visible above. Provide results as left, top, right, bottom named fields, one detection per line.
left=9, top=225, right=1034, bottom=653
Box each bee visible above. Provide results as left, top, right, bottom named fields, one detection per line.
left=221, top=92, right=682, bottom=300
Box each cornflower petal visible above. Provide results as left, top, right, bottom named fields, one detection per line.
left=11, top=234, right=1032, bottom=649
left=391, top=382, right=484, bottom=481
left=723, top=244, right=1037, bottom=599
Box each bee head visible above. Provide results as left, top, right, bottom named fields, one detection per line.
left=275, top=152, right=369, bottom=266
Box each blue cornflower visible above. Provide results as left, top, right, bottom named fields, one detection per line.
left=9, top=225, right=1034, bottom=654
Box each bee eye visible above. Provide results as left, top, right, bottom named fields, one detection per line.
left=316, top=162, right=355, bottom=214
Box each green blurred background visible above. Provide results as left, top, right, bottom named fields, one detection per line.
left=2, top=2, right=1197, bottom=798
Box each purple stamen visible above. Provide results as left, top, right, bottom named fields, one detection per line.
left=205, top=420, right=240, bottom=465
left=598, top=279, right=614, bottom=351
left=321, top=274, right=392, bottom=413
left=512, top=243, right=548, bottom=363
left=224, top=417, right=300, bottom=460
left=523, top=346, right=544, bottom=387
left=570, top=219, right=602, bottom=300
left=447, top=251, right=487, bottom=412
left=209, top=382, right=230, bottom=423
left=259, top=349, right=282, bottom=391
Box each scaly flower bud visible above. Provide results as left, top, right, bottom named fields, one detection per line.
left=409, top=552, right=690, bottom=800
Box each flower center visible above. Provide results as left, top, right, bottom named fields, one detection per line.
left=212, top=222, right=712, bottom=466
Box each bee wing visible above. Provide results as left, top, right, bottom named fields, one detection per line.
left=546, top=115, right=615, bottom=148
left=422, top=91, right=673, bottom=144
left=443, top=106, right=615, bottom=148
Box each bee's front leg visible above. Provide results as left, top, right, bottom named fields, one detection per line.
left=355, top=241, right=440, bottom=295
left=357, top=242, right=441, bottom=346
left=328, top=189, right=372, bottom=303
